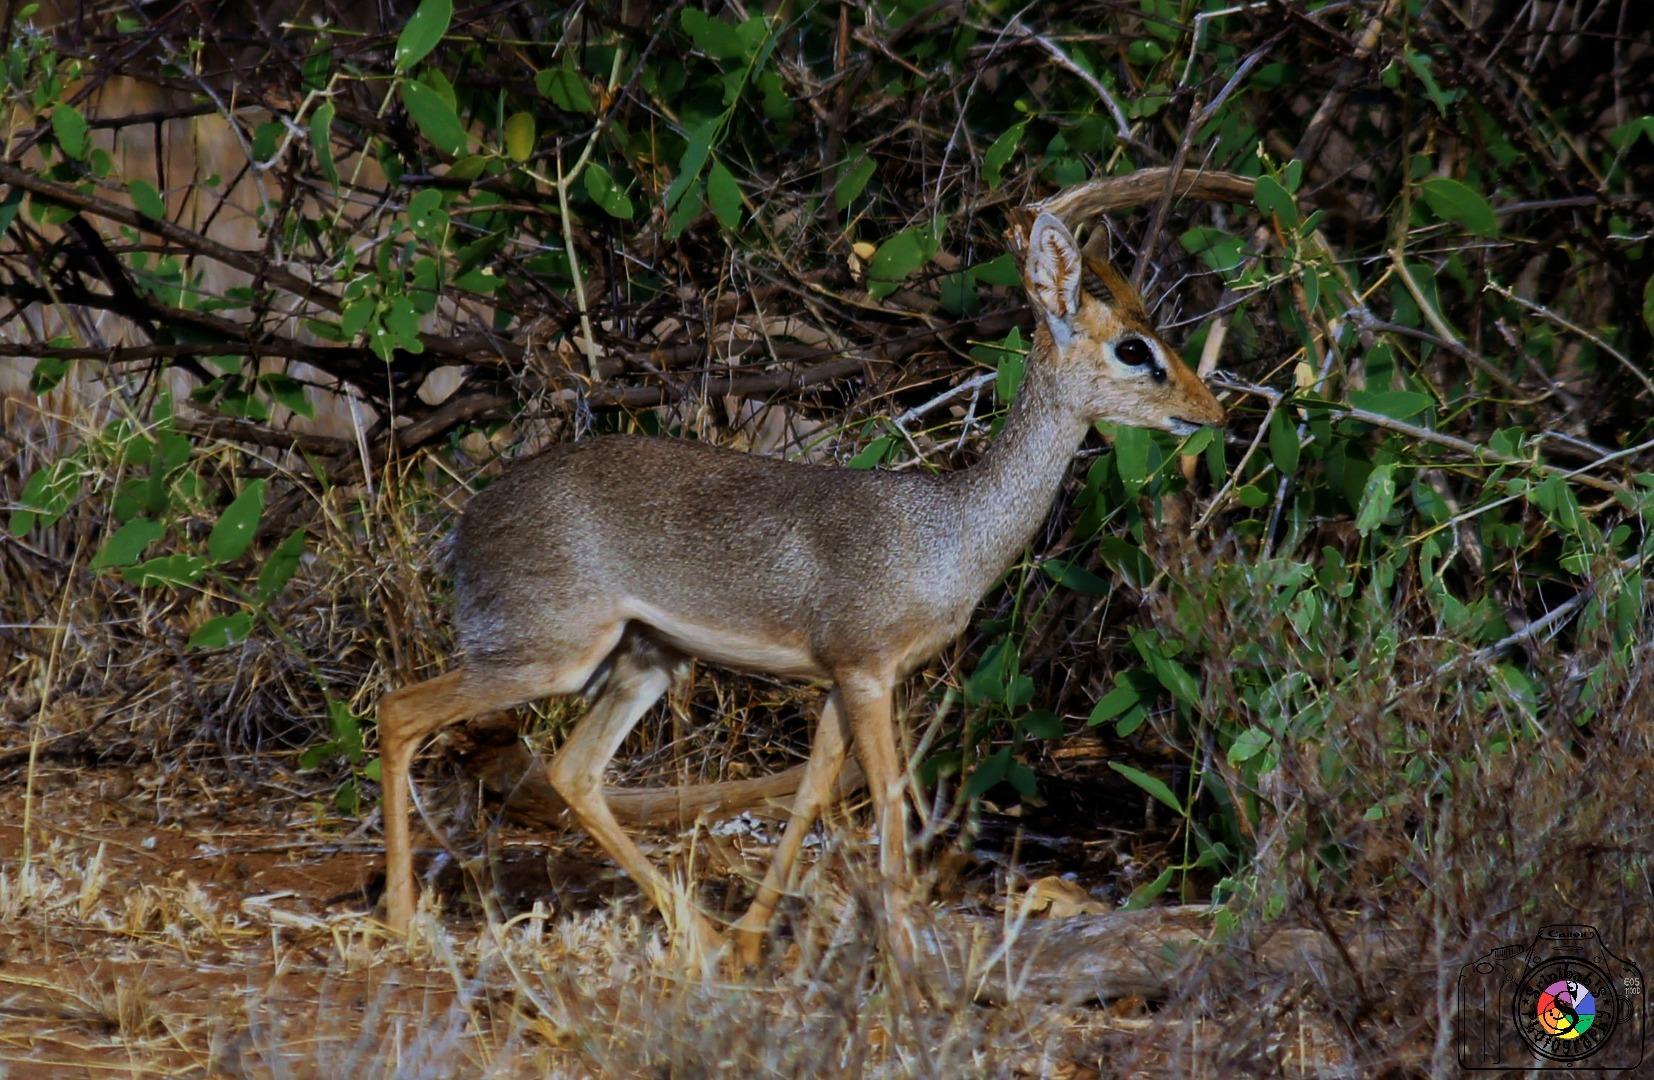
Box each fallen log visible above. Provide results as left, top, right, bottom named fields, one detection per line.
left=914, top=904, right=1410, bottom=1005
left=461, top=733, right=864, bottom=829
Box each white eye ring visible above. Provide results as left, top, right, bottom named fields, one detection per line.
left=1111, top=337, right=1168, bottom=383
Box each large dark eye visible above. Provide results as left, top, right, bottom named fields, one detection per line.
left=1115, top=337, right=1154, bottom=366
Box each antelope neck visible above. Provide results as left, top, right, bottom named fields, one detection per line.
left=946, top=333, right=1092, bottom=595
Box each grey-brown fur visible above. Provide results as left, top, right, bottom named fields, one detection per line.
left=376, top=208, right=1226, bottom=958
left=453, top=340, right=1090, bottom=681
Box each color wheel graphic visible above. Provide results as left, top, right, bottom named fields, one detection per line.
left=1536, top=980, right=1596, bottom=1040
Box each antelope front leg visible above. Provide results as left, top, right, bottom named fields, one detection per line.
left=731, top=689, right=850, bottom=967
left=836, top=671, right=914, bottom=962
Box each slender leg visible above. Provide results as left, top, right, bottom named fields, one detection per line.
left=380, top=667, right=545, bottom=932
left=837, top=670, right=914, bottom=960
left=730, top=689, right=850, bottom=967
left=379, top=629, right=624, bottom=933
left=544, top=638, right=717, bottom=942
left=839, top=674, right=905, bottom=884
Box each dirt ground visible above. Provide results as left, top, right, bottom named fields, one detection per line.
left=0, top=749, right=1362, bottom=1078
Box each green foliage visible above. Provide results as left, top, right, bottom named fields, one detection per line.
left=309, top=101, right=339, bottom=185
left=127, top=179, right=165, bottom=219
left=833, top=147, right=875, bottom=211
left=866, top=224, right=938, bottom=299
left=537, top=64, right=594, bottom=113
left=1420, top=177, right=1498, bottom=237
left=706, top=159, right=742, bottom=231
left=583, top=163, right=634, bottom=220
left=1109, top=761, right=1182, bottom=815
left=503, top=111, right=535, bottom=163
left=393, top=0, right=451, bottom=72
left=4, top=3, right=1650, bottom=941
left=400, top=78, right=467, bottom=156
left=50, top=102, right=86, bottom=159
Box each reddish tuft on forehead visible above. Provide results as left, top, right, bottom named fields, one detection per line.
left=1080, top=253, right=1152, bottom=327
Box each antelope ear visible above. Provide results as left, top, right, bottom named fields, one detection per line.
left=1023, top=213, right=1082, bottom=345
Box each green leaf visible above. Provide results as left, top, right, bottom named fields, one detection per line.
left=299, top=742, right=335, bottom=769
left=681, top=7, right=748, bottom=60
left=0, top=187, right=24, bottom=238
left=1641, top=274, right=1654, bottom=336
left=124, top=554, right=207, bottom=587
left=965, top=747, right=1012, bottom=799
left=1253, top=174, right=1299, bottom=229
left=1124, top=866, right=1176, bottom=909
left=964, top=637, right=1013, bottom=706
left=848, top=434, right=894, bottom=470
left=340, top=297, right=376, bottom=339
left=9, top=459, right=84, bottom=536
left=583, top=162, right=634, bottom=220
left=257, top=528, right=307, bottom=602
left=536, top=66, right=595, bottom=113
left=940, top=270, right=978, bottom=316
left=1098, top=537, right=1154, bottom=589
left=454, top=265, right=502, bottom=294
left=52, top=104, right=88, bottom=160
left=328, top=699, right=365, bottom=762
left=1004, top=761, right=1034, bottom=798
left=1228, top=727, right=1273, bottom=766
left=664, top=120, right=717, bottom=213
left=1355, top=462, right=1397, bottom=535
left=982, top=121, right=1026, bottom=189
left=310, top=101, right=339, bottom=185
left=503, top=111, right=535, bottom=163
left=400, top=78, right=467, bottom=157
left=90, top=517, right=165, bottom=570
left=28, top=356, right=69, bottom=395
left=707, top=159, right=742, bottom=230
left=407, top=187, right=449, bottom=241
left=1112, top=425, right=1151, bottom=488
left=394, top=0, right=451, bottom=71
left=1405, top=50, right=1454, bottom=115
left=1020, top=710, right=1063, bottom=739
left=1180, top=227, right=1245, bottom=275
left=208, top=479, right=267, bottom=563
left=973, top=253, right=1021, bottom=287
left=1042, top=558, right=1110, bottom=596
left=1146, top=650, right=1201, bottom=708
left=1421, top=177, right=1498, bottom=237
left=1087, top=682, right=1140, bottom=726
left=833, top=148, right=875, bottom=212
left=865, top=227, right=934, bottom=299
left=1608, top=115, right=1654, bottom=150
left=1530, top=473, right=1583, bottom=534
left=1348, top=389, right=1433, bottom=422
left=128, top=179, right=166, bottom=219
left=1109, top=761, right=1183, bottom=815
left=664, top=180, right=704, bottom=240
left=975, top=326, right=1026, bottom=402
left=188, top=612, right=253, bottom=650
left=1268, top=408, right=1300, bottom=476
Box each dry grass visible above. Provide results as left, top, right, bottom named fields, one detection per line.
left=2, top=1, right=1652, bottom=1074
left=9, top=395, right=1649, bottom=1078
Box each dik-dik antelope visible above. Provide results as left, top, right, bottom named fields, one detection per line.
left=377, top=191, right=1228, bottom=963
